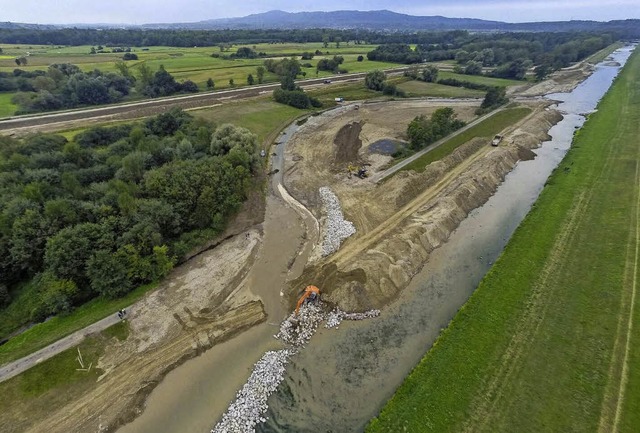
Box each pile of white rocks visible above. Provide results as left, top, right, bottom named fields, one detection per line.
left=319, top=187, right=356, bottom=256
left=212, top=302, right=380, bottom=432
left=275, top=303, right=326, bottom=347
left=211, top=349, right=293, bottom=433
left=325, top=307, right=381, bottom=329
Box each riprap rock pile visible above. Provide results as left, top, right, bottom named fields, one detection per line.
left=319, top=187, right=356, bottom=256
left=325, top=308, right=381, bottom=329
left=211, top=349, right=293, bottom=433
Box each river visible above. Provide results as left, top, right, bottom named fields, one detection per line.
left=116, top=45, right=634, bottom=433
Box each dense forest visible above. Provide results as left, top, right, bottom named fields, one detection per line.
left=367, top=32, right=615, bottom=77
left=0, top=63, right=197, bottom=114
left=0, top=109, right=259, bottom=335
left=0, top=28, right=630, bottom=50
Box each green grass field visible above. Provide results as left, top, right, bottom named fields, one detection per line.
left=398, top=107, right=531, bottom=173
left=0, top=281, right=155, bottom=366
left=0, top=330, right=110, bottom=433
left=192, top=100, right=306, bottom=144
left=367, top=48, right=640, bottom=433
left=0, top=92, right=17, bottom=117
left=439, top=70, right=523, bottom=87
left=396, top=79, right=486, bottom=98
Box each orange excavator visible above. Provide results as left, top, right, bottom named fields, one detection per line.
left=295, top=285, right=321, bottom=315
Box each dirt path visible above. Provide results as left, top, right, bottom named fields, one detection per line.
left=0, top=311, right=128, bottom=383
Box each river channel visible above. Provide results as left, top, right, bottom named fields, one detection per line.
left=116, top=45, right=634, bottom=433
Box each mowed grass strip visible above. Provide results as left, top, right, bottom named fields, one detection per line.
left=367, top=48, right=640, bottom=433
left=400, top=107, right=531, bottom=173
left=0, top=332, right=110, bottom=433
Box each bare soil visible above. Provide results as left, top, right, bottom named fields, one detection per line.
left=20, top=231, right=267, bottom=433
left=284, top=99, right=563, bottom=312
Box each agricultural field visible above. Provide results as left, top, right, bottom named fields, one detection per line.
left=0, top=42, right=388, bottom=89
left=367, top=48, right=640, bottom=433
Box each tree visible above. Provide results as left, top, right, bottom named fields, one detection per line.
left=123, top=53, right=138, bottom=61
left=481, top=87, right=508, bottom=110
left=114, top=60, right=130, bottom=78
left=535, top=64, right=552, bottom=82
left=0, top=283, right=9, bottom=308
left=364, top=70, right=386, bottom=91
left=247, top=74, right=254, bottom=85
left=206, top=77, right=215, bottom=89
left=322, top=36, right=329, bottom=48
left=357, top=55, right=364, bottom=62
left=229, top=78, right=234, bottom=87
left=421, top=65, right=438, bottom=82
left=301, top=52, right=314, bottom=60
left=335, top=37, right=342, bottom=49
left=90, top=47, right=96, bottom=55
left=256, top=66, right=265, bottom=84
left=464, top=61, right=483, bottom=76
left=87, top=249, right=132, bottom=298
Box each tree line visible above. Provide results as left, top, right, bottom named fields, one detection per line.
left=367, top=32, right=615, bottom=79
left=2, top=63, right=198, bottom=114
left=0, top=109, right=259, bottom=337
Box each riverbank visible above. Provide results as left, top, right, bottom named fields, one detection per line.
left=367, top=45, right=638, bottom=433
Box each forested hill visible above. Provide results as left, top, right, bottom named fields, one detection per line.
left=144, top=10, right=639, bottom=35
left=3, top=10, right=640, bottom=37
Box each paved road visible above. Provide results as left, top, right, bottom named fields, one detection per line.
left=0, top=309, right=129, bottom=383
left=0, top=67, right=411, bottom=135
left=368, top=106, right=506, bottom=183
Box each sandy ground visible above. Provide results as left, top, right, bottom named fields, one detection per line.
left=284, top=98, right=563, bottom=311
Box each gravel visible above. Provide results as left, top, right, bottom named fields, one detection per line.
left=212, top=302, right=380, bottom=433
left=319, top=187, right=356, bottom=256
left=325, top=308, right=381, bottom=329
left=211, top=349, right=294, bottom=433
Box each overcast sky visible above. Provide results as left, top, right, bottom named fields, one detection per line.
left=2, top=0, right=638, bottom=24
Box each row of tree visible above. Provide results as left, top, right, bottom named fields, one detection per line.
left=3, top=63, right=197, bottom=114
left=367, top=32, right=615, bottom=79
left=406, top=107, right=466, bottom=151
left=0, top=109, right=259, bottom=335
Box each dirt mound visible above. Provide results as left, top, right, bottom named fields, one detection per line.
left=333, top=121, right=363, bottom=164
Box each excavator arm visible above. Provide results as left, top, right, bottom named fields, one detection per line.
left=295, top=285, right=320, bottom=315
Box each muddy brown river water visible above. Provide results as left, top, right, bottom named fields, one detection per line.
left=116, top=45, right=634, bottom=433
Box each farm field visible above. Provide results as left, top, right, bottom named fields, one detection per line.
left=0, top=43, right=390, bottom=89
left=367, top=48, right=640, bottom=433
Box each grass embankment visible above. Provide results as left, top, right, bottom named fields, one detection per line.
left=438, top=70, right=523, bottom=87
left=0, top=282, right=153, bottom=366
left=399, top=107, right=531, bottom=173
left=367, top=48, right=640, bottom=432
left=0, top=329, right=114, bottom=433
left=586, top=41, right=625, bottom=64
left=396, top=79, right=485, bottom=98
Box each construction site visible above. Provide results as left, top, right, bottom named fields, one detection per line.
left=0, top=60, right=598, bottom=433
